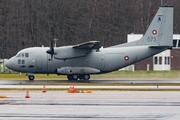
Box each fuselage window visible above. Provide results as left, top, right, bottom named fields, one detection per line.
left=18, top=59, right=21, bottom=64
left=25, top=53, right=29, bottom=57
left=22, top=53, right=24, bottom=57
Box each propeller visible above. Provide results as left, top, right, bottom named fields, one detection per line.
left=46, top=39, right=54, bottom=60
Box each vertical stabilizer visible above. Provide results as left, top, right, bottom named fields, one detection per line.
left=142, top=6, right=173, bottom=47
left=112, top=6, right=173, bottom=48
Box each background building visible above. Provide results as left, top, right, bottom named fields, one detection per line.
left=124, top=34, right=180, bottom=71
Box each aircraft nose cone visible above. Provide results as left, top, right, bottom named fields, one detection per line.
left=5, top=59, right=14, bottom=69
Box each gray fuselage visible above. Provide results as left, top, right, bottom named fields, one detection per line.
left=6, top=46, right=165, bottom=75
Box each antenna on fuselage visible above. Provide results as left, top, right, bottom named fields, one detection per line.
left=53, top=38, right=58, bottom=47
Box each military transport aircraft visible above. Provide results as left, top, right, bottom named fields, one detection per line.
left=5, top=6, right=173, bottom=81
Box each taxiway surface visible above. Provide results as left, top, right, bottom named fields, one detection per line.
left=0, top=91, right=180, bottom=119
left=0, top=79, right=180, bottom=85
left=1, top=85, right=180, bottom=89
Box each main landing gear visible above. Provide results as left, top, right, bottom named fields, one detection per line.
left=67, top=74, right=90, bottom=81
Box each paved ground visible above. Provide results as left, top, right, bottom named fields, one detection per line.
left=0, top=90, right=180, bottom=119
left=1, top=85, right=180, bottom=89
left=1, top=80, right=180, bottom=85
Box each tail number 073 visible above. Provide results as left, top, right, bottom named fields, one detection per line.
left=147, top=37, right=157, bottom=42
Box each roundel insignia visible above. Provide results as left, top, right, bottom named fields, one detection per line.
left=152, top=30, right=157, bottom=35
left=124, top=56, right=130, bottom=61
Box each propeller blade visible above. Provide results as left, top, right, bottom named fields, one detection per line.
left=50, top=39, right=54, bottom=54
left=46, top=39, right=55, bottom=60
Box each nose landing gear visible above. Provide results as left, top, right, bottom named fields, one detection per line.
left=28, top=76, right=35, bottom=81
left=26, top=73, right=35, bottom=81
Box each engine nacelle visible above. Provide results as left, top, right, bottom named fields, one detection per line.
left=56, top=67, right=100, bottom=75
left=54, top=47, right=89, bottom=60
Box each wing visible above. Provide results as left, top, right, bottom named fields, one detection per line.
left=72, top=41, right=101, bottom=50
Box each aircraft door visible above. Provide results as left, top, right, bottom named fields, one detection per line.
left=26, top=57, right=35, bottom=73
left=35, top=56, right=42, bottom=72
left=97, top=54, right=105, bottom=70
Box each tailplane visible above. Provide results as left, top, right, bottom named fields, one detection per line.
left=113, top=6, right=173, bottom=47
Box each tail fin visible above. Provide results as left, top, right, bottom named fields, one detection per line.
left=142, top=6, right=173, bottom=47
left=113, top=6, right=173, bottom=48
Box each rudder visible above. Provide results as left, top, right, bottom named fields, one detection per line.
left=142, top=6, right=173, bottom=47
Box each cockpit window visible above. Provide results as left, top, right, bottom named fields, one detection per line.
left=16, top=53, right=21, bottom=57
left=16, top=52, right=29, bottom=58
left=25, top=53, right=29, bottom=57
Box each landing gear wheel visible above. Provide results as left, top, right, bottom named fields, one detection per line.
left=67, top=75, right=72, bottom=81
left=28, top=76, right=34, bottom=81
left=72, top=74, right=78, bottom=81
left=83, top=74, right=90, bottom=81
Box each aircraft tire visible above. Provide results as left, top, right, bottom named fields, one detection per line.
left=83, top=74, right=90, bottom=81
left=28, top=76, right=34, bottom=81
left=67, top=75, right=72, bottom=81
left=72, top=74, right=78, bottom=81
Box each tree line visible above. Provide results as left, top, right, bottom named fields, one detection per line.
left=0, top=0, right=180, bottom=58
